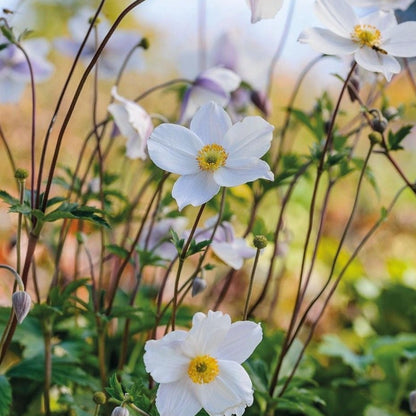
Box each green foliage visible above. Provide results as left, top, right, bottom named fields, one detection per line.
left=387, top=126, right=413, bottom=151
left=0, top=376, right=12, bottom=416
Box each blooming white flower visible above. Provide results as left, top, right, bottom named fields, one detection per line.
left=147, top=102, right=274, bottom=211
left=108, top=87, right=153, bottom=160
left=348, top=0, right=413, bottom=11
left=180, top=67, right=241, bottom=122
left=144, top=310, right=262, bottom=416
left=246, top=0, right=284, bottom=23
left=298, top=0, right=416, bottom=81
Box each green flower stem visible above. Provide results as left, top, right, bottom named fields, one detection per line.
left=171, top=203, right=206, bottom=331
left=16, top=175, right=26, bottom=274
left=0, top=123, right=16, bottom=177
left=242, top=248, right=261, bottom=320
left=0, top=264, right=25, bottom=291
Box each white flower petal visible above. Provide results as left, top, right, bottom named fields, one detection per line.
left=216, top=321, right=262, bottom=364
left=361, top=10, right=397, bottom=32
left=190, top=102, right=232, bottom=145
left=211, top=241, right=244, bottom=269
left=182, top=310, right=231, bottom=357
left=200, top=67, right=241, bottom=94
left=172, top=172, right=220, bottom=210
left=222, top=116, right=273, bottom=158
left=144, top=331, right=189, bottom=383
left=383, top=21, right=416, bottom=57
left=246, top=0, right=284, bottom=23
left=298, top=27, right=357, bottom=55
left=147, top=124, right=202, bottom=175
left=348, top=0, right=413, bottom=10
left=156, top=379, right=202, bottom=416
left=354, top=47, right=401, bottom=80
left=214, top=158, right=273, bottom=187
left=315, top=0, right=358, bottom=37
left=193, top=361, right=253, bottom=416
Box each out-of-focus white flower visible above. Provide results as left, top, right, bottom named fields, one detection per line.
left=144, top=310, right=262, bottom=416
left=55, top=8, right=143, bottom=78
left=148, top=102, right=274, bottom=211
left=0, top=38, right=53, bottom=103
left=190, top=218, right=256, bottom=270
left=138, top=217, right=188, bottom=261
left=348, top=0, right=414, bottom=11
left=298, top=0, right=416, bottom=81
left=180, top=67, right=241, bottom=122
left=108, top=87, right=153, bottom=160
left=245, top=0, right=284, bottom=23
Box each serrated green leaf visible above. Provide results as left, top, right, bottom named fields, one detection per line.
left=9, top=203, right=32, bottom=215
left=106, top=244, right=130, bottom=260
left=0, top=190, right=18, bottom=205
left=387, top=125, right=412, bottom=151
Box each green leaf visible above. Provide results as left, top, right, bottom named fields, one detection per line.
left=106, top=244, right=130, bottom=260
left=43, top=202, right=110, bottom=228
left=387, top=125, right=412, bottom=151
left=106, top=373, right=125, bottom=401
left=0, top=190, right=18, bottom=205
left=0, top=375, right=12, bottom=416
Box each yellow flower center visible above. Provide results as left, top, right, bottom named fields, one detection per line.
left=351, top=24, right=382, bottom=48
left=187, top=355, right=219, bottom=384
left=196, top=144, right=228, bottom=172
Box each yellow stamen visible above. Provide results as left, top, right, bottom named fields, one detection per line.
left=196, top=144, right=228, bottom=172
left=188, top=355, right=219, bottom=384
left=351, top=24, right=382, bottom=48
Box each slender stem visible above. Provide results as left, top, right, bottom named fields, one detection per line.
left=40, top=0, right=148, bottom=212
left=265, top=0, right=296, bottom=98
left=171, top=204, right=206, bottom=330
left=243, top=248, right=261, bottom=320
left=36, top=0, right=107, bottom=208
left=0, top=123, right=16, bottom=176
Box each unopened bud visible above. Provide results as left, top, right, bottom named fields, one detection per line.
left=111, top=406, right=129, bottom=416
left=371, top=117, right=388, bottom=133
left=139, top=37, right=149, bottom=50
left=253, top=235, right=268, bottom=249
left=383, top=106, right=399, bottom=121
left=192, top=277, right=207, bottom=297
left=368, top=132, right=382, bottom=145
left=12, top=291, right=31, bottom=324
left=409, top=390, right=416, bottom=413
left=347, top=76, right=360, bottom=102
left=14, top=168, right=28, bottom=180
left=93, top=392, right=107, bottom=405
left=250, top=90, right=271, bottom=117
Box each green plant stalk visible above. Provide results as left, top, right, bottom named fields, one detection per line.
left=242, top=248, right=261, bottom=320
left=96, top=318, right=108, bottom=389
left=16, top=176, right=26, bottom=274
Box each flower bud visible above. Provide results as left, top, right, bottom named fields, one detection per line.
left=12, top=291, right=31, bottom=324
left=14, top=168, right=28, bottom=180
left=253, top=235, right=268, bottom=249
left=371, top=117, right=388, bottom=133
left=250, top=90, right=271, bottom=117
left=139, top=37, right=150, bottom=50
left=93, top=391, right=107, bottom=405
left=409, top=390, right=416, bottom=413
left=111, top=406, right=129, bottom=416
left=192, top=277, right=207, bottom=297
left=368, top=132, right=383, bottom=145
left=383, top=106, right=399, bottom=121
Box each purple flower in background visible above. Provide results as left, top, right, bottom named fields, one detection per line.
left=55, top=8, right=143, bottom=78
left=189, top=217, right=257, bottom=270
left=180, top=66, right=241, bottom=122
left=0, top=38, right=53, bottom=103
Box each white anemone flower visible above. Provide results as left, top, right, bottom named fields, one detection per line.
left=348, top=0, right=414, bottom=11
left=144, top=310, right=262, bottom=416
left=298, top=0, right=416, bottom=81
left=147, top=102, right=274, bottom=211
left=108, top=87, right=153, bottom=160
left=246, top=0, right=284, bottom=23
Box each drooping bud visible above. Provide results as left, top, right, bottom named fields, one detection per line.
left=111, top=406, right=130, bottom=416
left=139, top=37, right=149, bottom=50
left=253, top=235, right=268, bottom=250
left=93, top=392, right=107, bottom=405
left=250, top=90, right=271, bottom=118
left=192, top=277, right=207, bottom=297
left=12, top=291, right=31, bottom=324
left=409, top=390, right=416, bottom=413
left=371, top=117, right=388, bottom=133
